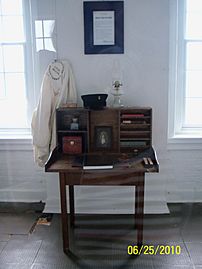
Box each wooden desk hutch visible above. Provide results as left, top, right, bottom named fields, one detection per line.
left=45, top=107, right=159, bottom=254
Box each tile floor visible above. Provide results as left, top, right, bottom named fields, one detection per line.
left=0, top=203, right=201, bottom=269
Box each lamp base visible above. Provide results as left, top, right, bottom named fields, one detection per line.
left=112, top=94, right=124, bottom=108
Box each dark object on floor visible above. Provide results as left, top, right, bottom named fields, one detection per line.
left=81, top=94, right=108, bottom=109
left=29, top=213, right=53, bottom=234
left=36, top=213, right=53, bottom=226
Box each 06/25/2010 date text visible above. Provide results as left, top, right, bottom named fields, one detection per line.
left=127, top=245, right=181, bottom=255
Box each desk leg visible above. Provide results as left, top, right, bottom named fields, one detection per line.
left=59, top=172, right=69, bottom=254
left=69, top=185, right=75, bottom=226
left=135, top=174, right=145, bottom=247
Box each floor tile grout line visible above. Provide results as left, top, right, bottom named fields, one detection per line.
left=32, top=239, right=43, bottom=265
left=0, top=239, right=9, bottom=257
left=181, top=231, right=196, bottom=268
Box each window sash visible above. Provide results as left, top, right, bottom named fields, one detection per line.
left=0, top=0, right=34, bottom=131
left=169, top=0, right=202, bottom=140
left=183, top=0, right=202, bottom=128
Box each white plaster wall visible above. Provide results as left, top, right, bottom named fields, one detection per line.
left=1, top=0, right=202, bottom=213
left=0, top=150, right=46, bottom=202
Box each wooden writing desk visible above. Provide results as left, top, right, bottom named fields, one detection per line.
left=45, top=147, right=159, bottom=254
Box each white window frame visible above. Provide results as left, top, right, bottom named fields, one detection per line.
left=168, top=0, right=202, bottom=149
left=0, top=0, right=35, bottom=148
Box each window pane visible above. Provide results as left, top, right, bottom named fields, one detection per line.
left=3, top=45, right=24, bottom=72
left=0, top=73, right=6, bottom=98
left=186, top=0, right=202, bottom=12
left=186, top=71, right=202, bottom=97
left=2, top=16, right=24, bottom=42
left=36, top=38, right=44, bottom=52
left=1, top=0, right=23, bottom=15
left=0, top=98, right=28, bottom=128
left=43, top=20, right=55, bottom=37
left=0, top=46, right=4, bottom=72
left=0, top=73, right=27, bottom=128
left=0, top=19, right=2, bottom=41
left=5, top=73, right=26, bottom=99
left=186, top=43, right=202, bottom=70
left=35, top=20, right=43, bottom=38
left=186, top=12, right=202, bottom=39
left=185, top=98, right=202, bottom=125
left=44, top=38, right=56, bottom=52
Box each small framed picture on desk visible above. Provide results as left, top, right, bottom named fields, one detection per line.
left=94, top=126, right=112, bottom=150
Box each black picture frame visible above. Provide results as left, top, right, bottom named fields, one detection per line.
left=94, top=126, right=112, bottom=149
left=83, top=1, right=124, bottom=54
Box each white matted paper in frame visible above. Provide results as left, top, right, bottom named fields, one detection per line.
left=93, top=11, right=115, bottom=46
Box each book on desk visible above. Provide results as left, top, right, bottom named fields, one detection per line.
left=73, top=155, right=114, bottom=170
left=83, top=155, right=114, bottom=170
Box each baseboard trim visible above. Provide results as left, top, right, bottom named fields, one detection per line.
left=0, top=202, right=45, bottom=213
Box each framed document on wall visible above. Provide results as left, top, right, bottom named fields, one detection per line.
left=83, top=1, right=124, bottom=54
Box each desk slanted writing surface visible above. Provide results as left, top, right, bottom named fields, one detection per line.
left=45, top=107, right=159, bottom=254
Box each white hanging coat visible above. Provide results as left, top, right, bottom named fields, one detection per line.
left=31, top=60, right=77, bottom=167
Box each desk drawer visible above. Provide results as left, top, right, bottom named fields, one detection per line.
left=62, top=136, right=82, bottom=154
